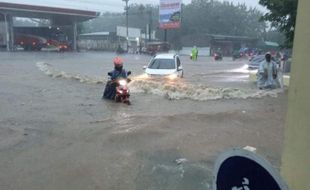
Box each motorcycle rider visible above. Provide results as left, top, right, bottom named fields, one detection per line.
left=103, top=57, right=129, bottom=99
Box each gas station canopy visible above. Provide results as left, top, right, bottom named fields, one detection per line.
left=0, top=1, right=100, bottom=51
left=0, top=2, right=100, bottom=25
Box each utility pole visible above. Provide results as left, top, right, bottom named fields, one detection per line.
left=148, top=10, right=152, bottom=42
left=123, top=0, right=129, bottom=52
left=164, top=29, right=167, bottom=42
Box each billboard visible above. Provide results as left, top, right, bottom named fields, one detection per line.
left=159, top=0, right=181, bottom=29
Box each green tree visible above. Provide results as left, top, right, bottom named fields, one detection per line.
left=180, top=0, right=266, bottom=37
left=264, top=29, right=286, bottom=46
left=259, top=0, right=298, bottom=47
left=82, top=1, right=268, bottom=49
left=82, top=12, right=125, bottom=33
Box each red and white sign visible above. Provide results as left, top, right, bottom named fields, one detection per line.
left=159, top=0, right=182, bottom=29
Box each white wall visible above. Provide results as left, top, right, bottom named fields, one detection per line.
left=179, top=47, right=211, bottom=56
left=116, top=26, right=141, bottom=39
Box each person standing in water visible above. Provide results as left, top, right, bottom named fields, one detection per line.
left=257, top=52, right=280, bottom=89
left=191, top=46, right=198, bottom=61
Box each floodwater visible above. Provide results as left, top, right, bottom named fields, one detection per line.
left=36, top=52, right=281, bottom=101
left=0, top=51, right=287, bottom=190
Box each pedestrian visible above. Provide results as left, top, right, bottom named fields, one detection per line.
left=191, top=46, right=198, bottom=61
left=257, top=52, right=280, bottom=89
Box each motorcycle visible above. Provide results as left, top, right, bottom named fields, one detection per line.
left=214, top=52, right=223, bottom=61
left=106, top=71, right=132, bottom=105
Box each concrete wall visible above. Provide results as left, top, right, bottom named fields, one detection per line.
left=78, top=39, right=118, bottom=51
left=281, top=0, right=310, bottom=189
left=178, top=47, right=211, bottom=56
left=116, top=26, right=141, bottom=39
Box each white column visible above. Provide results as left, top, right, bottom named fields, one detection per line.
left=4, top=14, right=13, bottom=51
left=72, top=21, right=77, bottom=51
left=281, top=0, right=310, bottom=189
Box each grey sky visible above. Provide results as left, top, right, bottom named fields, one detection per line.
left=1, top=0, right=266, bottom=13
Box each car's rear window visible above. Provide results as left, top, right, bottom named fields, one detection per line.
left=148, top=59, right=175, bottom=69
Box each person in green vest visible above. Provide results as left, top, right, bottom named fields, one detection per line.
left=191, top=46, right=198, bottom=61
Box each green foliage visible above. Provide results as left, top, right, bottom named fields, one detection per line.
left=259, top=0, right=298, bottom=47
left=182, top=0, right=266, bottom=37
left=82, top=12, right=125, bottom=33
left=82, top=0, right=268, bottom=48
left=264, top=29, right=286, bottom=46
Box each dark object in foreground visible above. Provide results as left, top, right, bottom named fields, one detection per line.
left=214, top=148, right=288, bottom=190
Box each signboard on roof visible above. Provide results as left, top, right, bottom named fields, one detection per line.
left=159, top=0, right=181, bottom=29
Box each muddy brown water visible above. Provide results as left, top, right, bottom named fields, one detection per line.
left=0, top=52, right=287, bottom=190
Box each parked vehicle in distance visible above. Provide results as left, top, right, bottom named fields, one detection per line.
left=142, top=42, right=170, bottom=55
left=14, top=26, right=71, bottom=51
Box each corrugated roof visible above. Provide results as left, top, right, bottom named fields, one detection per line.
left=264, top=41, right=279, bottom=47
left=80, top=32, right=110, bottom=36
left=206, top=33, right=258, bottom=40
left=0, top=2, right=100, bottom=17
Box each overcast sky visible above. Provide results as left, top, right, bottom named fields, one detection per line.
left=1, top=0, right=266, bottom=13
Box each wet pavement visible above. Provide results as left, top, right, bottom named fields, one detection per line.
left=0, top=51, right=287, bottom=190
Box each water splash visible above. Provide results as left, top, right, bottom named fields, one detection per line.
left=36, top=62, right=105, bottom=84
left=129, top=78, right=282, bottom=101
left=36, top=62, right=283, bottom=101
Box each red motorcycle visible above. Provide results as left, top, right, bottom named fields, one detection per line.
left=214, top=52, right=223, bottom=61
left=107, top=71, right=132, bottom=105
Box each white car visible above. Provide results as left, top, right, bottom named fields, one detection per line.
left=143, top=54, right=184, bottom=80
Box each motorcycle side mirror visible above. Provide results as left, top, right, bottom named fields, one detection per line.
left=143, top=66, right=147, bottom=70
left=127, top=71, right=132, bottom=76
left=107, top=72, right=112, bottom=76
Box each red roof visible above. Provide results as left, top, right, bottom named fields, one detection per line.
left=0, top=2, right=99, bottom=17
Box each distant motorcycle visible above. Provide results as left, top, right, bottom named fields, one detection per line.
left=214, top=52, right=223, bottom=61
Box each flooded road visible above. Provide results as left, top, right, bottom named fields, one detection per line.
left=0, top=52, right=287, bottom=190
left=36, top=52, right=281, bottom=101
